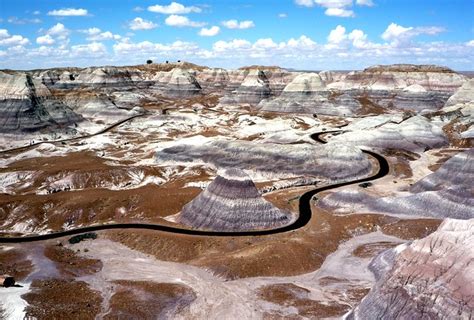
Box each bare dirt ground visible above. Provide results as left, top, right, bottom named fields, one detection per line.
left=22, top=278, right=102, bottom=320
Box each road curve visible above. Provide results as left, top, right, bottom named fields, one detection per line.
left=0, top=131, right=389, bottom=243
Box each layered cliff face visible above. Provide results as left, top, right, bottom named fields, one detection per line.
left=325, top=64, right=468, bottom=112
left=330, top=64, right=468, bottom=92
left=195, top=68, right=230, bottom=90
left=220, top=69, right=272, bottom=105
left=34, top=67, right=141, bottom=89
left=258, top=73, right=361, bottom=116
left=156, top=139, right=372, bottom=181
left=348, top=218, right=474, bottom=320
left=0, top=71, right=83, bottom=133
left=217, top=67, right=297, bottom=105
left=152, top=68, right=202, bottom=96
left=178, top=168, right=292, bottom=231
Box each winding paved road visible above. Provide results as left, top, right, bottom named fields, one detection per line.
left=0, top=130, right=389, bottom=243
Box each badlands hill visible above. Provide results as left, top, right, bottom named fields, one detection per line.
left=178, top=168, right=292, bottom=231
left=0, top=62, right=470, bottom=149
left=319, top=148, right=474, bottom=219
left=348, top=218, right=474, bottom=319
left=0, top=71, right=83, bottom=133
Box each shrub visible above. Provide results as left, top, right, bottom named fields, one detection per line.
left=68, top=232, right=98, bottom=244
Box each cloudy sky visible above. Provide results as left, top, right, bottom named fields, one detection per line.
left=0, top=0, right=473, bottom=70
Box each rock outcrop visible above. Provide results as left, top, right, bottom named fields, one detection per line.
left=178, top=168, right=292, bottom=231
left=348, top=218, right=474, bottom=319
left=156, top=139, right=372, bottom=181
left=443, top=78, right=474, bottom=116
left=152, top=68, right=201, bottom=96
left=322, top=64, right=468, bottom=113
left=329, top=115, right=447, bottom=152
left=258, top=73, right=361, bottom=116
left=0, top=71, right=83, bottom=133
left=319, top=149, right=473, bottom=219
left=330, top=64, right=468, bottom=92
left=221, top=69, right=272, bottom=105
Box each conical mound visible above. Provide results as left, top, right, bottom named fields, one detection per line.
left=178, top=168, right=292, bottom=231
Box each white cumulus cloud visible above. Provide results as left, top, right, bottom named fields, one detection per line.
left=82, top=27, right=121, bottom=41
left=222, top=19, right=255, bottom=29
left=199, top=26, right=220, bottom=37
left=295, top=0, right=375, bottom=17
left=165, top=15, right=205, bottom=28
left=328, top=25, right=347, bottom=43
left=36, top=34, right=55, bottom=45
left=148, top=2, right=201, bottom=14
left=129, top=17, right=158, bottom=30
left=47, top=23, right=69, bottom=37
left=356, top=0, right=374, bottom=6
left=382, top=23, right=445, bottom=46
left=325, top=7, right=354, bottom=17
left=0, top=29, right=30, bottom=46
left=71, top=42, right=107, bottom=57
left=213, top=39, right=252, bottom=51
left=47, top=8, right=88, bottom=16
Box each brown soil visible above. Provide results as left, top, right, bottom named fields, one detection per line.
left=428, top=148, right=465, bottom=171
left=105, top=280, right=196, bottom=319
left=22, top=279, right=102, bottom=320
left=364, top=64, right=454, bottom=73
left=443, top=119, right=473, bottom=148
left=357, top=95, right=388, bottom=115
left=0, top=151, right=204, bottom=232
left=352, top=241, right=399, bottom=258
left=259, top=283, right=350, bottom=318
left=104, top=197, right=441, bottom=279
left=44, top=245, right=102, bottom=278
left=134, top=61, right=207, bottom=72
left=0, top=183, right=200, bottom=232
left=380, top=218, right=441, bottom=240
left=0, top=247, right=33, bottom=280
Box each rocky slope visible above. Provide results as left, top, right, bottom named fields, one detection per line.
left=329, top=115, right=448, bottom=152
left=152, top=68, right=202, bottom=96
left=156, top=139, right=372, bottom=181
left=319, top=148, right=474, bottom=219
left=0, top=71, right=83, bottom=133
left=330, top=64, right=468, bottom=92
left=258, top=72, right=361, bottom=116
left=348, top=218, right=474, bottom=319
left=178, top=168, right=292, bottom=231
left=438, top=79, right=474, bottom=142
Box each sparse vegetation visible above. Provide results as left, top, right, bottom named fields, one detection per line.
left=68, top=232, right=97, bottom=244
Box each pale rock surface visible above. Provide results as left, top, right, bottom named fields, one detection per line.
left=348, top=218, right=474, bottom=319
left=319, top=149, right=473, bottom=219
left=329, top=64, right=468, bottom=92
left=330, top=115, right=447, bottom=152
left=152, top=68, right=201, bottom=96
left=156, top=139, right=372, bottom=181
left=258, top=73, right=360, bottom=115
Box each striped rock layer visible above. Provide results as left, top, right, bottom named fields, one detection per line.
left=178, top=168, right=292, bottom=231
left=348, top=218, right=474, bottom=319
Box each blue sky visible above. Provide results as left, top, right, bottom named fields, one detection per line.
left=0, top=0, right=473, bottom=70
